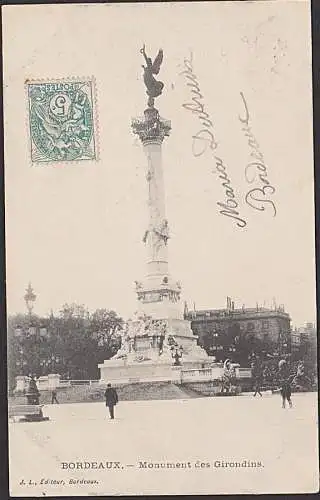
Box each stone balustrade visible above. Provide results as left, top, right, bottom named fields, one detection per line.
left=14, top=367, right=252, bottom=393
left=14, top=374, right=61, bottom=393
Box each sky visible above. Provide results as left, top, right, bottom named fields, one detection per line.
left=3, top=1, right=315, bottom=328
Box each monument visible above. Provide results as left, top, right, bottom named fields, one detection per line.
left=99, top=46, right=212, bottom=384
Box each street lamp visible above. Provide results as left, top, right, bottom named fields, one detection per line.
left=22, top=283, right=41, bottom=405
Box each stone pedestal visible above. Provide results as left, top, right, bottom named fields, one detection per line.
left=99, top=358, right=182, bottom=385
left=25, top=377, right=40, bottom=405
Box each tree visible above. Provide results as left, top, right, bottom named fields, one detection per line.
left=50, top=304, right=95, bottom=379
left=7, top=304, right=125, bottom=386
left=89, top=308, right=123, bottom=357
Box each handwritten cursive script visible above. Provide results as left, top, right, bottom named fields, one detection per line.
left=180, top=52, right=247, bottom=229
left=239, top=92, right=276, bottom=217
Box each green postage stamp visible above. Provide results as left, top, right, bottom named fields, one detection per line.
left=27, top=79, right=97, bottom=163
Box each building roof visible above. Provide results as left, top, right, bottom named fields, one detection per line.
left=187, top=307, right=290, bottom=322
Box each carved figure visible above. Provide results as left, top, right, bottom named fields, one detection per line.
left=112, top=332, right=130, bottom=359
left=134, top=280, right=143, bottom=290
left=171, top=346, right=183, bottom=366
left=154, top=219, right=169, bottom=245
left=140, top=45, right=164, bottom=107
left=220, top=359, right=236, bottom=394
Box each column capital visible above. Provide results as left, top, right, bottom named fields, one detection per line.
left=132, top=107, right=171, bottom=145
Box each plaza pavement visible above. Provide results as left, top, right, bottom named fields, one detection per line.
left=9, top=392, right=319, bottom=496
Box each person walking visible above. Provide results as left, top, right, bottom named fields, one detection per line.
left=51, top=389, right=59, bottom=404
left=104, top=383, right=119, bottom=420
left=253, top=368, right=263, bottom=397
left=251, top=360, right=263, bottom=397
left=252, top=359, right=263, bottom=397
left=280, top=378, right=293, bottom=409
left=278, top=359, right=293, bottom=409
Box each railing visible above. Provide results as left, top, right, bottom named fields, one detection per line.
left=59, top=372, right=254, bottom=386
left=59, top=379, right=100, bottom=387
left=181, top=367, right=219, bottom=383
left=181, top=367, right=252, bottom=383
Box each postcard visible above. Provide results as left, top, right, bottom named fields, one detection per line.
left=3, top=1, right=318, bottom=496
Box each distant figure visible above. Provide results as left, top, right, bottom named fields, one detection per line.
left=51, top=389, right=59, bottom=404
left=278, top=360, right=293, bottom=409
left=158, top=333, right=165, bottom=355
left=280, top=378, right=293, bottom=409
left=104, top=383, right=119, bottom=420
left=252, top=360, right=263, bottom=397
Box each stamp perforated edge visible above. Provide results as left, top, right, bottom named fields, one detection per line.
left=25, top=76, right=100, bottom=166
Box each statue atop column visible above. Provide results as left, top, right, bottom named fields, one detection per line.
left=132, top=45, right=170, bottom=143
left=140, top=45, right=164, bottom=108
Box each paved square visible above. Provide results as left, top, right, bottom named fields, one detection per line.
left=9, top=392, right=319, bottom=496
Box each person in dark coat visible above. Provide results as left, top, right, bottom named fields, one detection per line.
left=51, top=389, right=59, bottom=404
left=278, top=360, right=293, bottom=408
left=252, top=360, right=263, bottom=397
left=104, top=383, right=119, bottom=420
left=280, top=378, right=293, bottom=408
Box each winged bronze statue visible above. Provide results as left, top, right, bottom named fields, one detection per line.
left=140, top=45, right=164, bottom=107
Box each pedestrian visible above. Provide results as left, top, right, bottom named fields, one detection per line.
left=51, top=389, right=59, bottom=404
left=104, top=383, right=119, bottom=420
left=158, top=333, right=165, bottom=355
left=278, top=359, right=293, bottom=409
left=251, top=360, right=262, bottom=396
left=253, top=369, right=263, bottom=397
left=280, top=378, right=293, bottom=409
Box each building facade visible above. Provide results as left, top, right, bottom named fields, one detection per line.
left=185, top=300, right=291, bottom=364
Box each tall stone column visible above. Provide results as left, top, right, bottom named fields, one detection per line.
left=145, top=139, right=168, bottom=275
left=135, top=108, right=171, bottom=274
left=132, top=107, right=182, bottom=320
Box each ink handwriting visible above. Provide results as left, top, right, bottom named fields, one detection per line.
left=239, top=92, right=277, bottom=217
left=180, top=52, right=247, bottom=229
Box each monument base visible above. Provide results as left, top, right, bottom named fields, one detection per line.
left=98, top=342, right=213, bottom=385
left=98, top=360, right=180, bottom=385
left=98, top=307, right=213, bottom=385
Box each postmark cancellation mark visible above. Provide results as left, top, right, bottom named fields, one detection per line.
left=27, top=79, right=97, bottom=163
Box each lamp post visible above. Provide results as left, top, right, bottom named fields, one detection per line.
left=23, top=283, right=41, bottom=404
